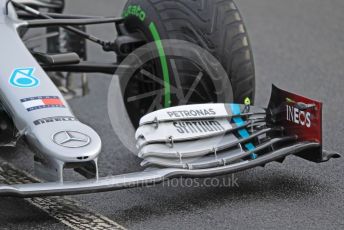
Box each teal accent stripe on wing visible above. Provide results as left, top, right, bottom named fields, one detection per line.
left=230, top=104, right=257, bottom=159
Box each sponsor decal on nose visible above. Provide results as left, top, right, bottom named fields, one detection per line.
left=9, top=67, right=40, bottom=88
left=21, top=96, right=65, bottom=111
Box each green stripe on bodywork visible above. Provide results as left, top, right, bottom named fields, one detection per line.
left=149, top=22, right=171, bottom=108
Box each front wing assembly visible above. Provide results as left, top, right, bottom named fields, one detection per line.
left=0, top=86, right=340, bottom=197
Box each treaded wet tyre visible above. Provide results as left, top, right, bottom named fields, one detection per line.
left=122, top=0, right=255, bottom=127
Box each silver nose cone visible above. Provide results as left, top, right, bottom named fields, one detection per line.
left=26, top=121, right=102, bottom=163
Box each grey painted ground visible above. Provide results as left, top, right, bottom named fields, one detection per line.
left=1, top=0, right=343, bottom=229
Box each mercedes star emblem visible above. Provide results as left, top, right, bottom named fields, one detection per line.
left=52, top=131, right=91, bottom=148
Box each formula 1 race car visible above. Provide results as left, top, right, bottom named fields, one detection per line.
left=0, top=0, right=340, bottom=197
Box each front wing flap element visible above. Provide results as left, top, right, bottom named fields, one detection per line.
left=136, top=85, right=341, bottom=169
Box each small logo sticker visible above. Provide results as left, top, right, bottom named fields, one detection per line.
left=34, top=116, right=78, bottom=126
left=244, top=97, right=251, bottom=106
left=21, top=96, right=65, bottom=112
left=52, top=131, right=91, bottom=148
left=9, top=67, right=40, bottom=88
